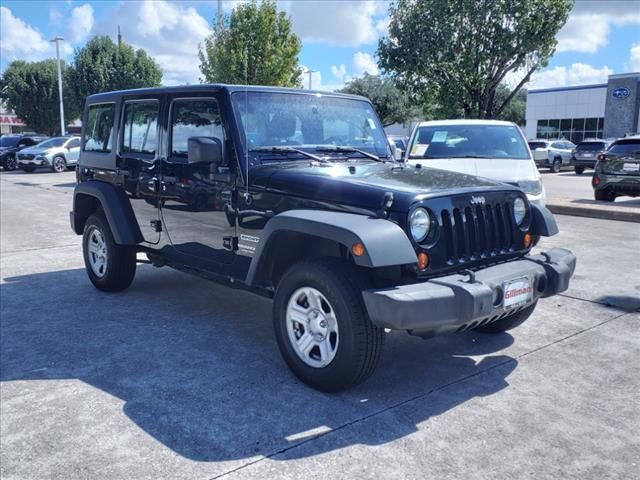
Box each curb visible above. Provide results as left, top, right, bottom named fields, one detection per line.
left=546, top=198, right=640, bottom=223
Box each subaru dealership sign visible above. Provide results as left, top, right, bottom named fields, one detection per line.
left=612, top=87, right=630, bottom=99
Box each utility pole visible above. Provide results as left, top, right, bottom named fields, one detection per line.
left=304, top=69, right=318, bottom=90
left=217, top=0, right=223, bottom=28
left=50, top=37, right=65, bottom=136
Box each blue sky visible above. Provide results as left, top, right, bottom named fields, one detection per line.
left=1, top=0, right=639, bottom=91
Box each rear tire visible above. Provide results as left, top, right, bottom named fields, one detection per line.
left=273, top=257, right=384, bottom=392
left=594, top=189, right=615, bottom=202
left=550, top=158, right=561, bottom=173
left=475, top=301, right=537, bottom=333
left=82, top=213, right=136, bottom=292
left=574, top=166, right=585, bottom=174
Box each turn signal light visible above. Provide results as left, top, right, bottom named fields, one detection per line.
left=417, top=252, right=429, bottom=270
left=351, top=242, right=365, bottom=257
left=524, top=233, right=533, bottom=248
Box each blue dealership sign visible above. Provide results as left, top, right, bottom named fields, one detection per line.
left=612, top=87, right=630, bottom=99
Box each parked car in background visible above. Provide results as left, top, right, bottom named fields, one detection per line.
left=592, top=135, right=640, bottom=201
left=0, top=133, right=48, bottom=171
left=387, top=134, right=409, bottom=159
left=571, top=138, right=614, bottom=174
left=17, top=136, right=81, bottom=173
left=528, top=139, right=575, bottom=173
left=406, top=120, right=546, bottom=205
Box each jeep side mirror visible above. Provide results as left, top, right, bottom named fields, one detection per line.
left=187, top=136, right=222, bottom=165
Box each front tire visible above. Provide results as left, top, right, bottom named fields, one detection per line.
left=273, top=257, right=384, bottom=392
left=52, top=156, right=66, bottom=173
left=4, top=154, right=17, bottom=171
left=574, top=166, right=585, bottom=174
left=475, top=301, right=537, bottom=333
left=82, top=213, right=136, bottom=292
left=550, top=158, right=561, bottom=173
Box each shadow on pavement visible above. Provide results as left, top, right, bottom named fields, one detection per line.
left=594, top=295, right=640, bottom=312
left=1, top=266, right=517, bottom=462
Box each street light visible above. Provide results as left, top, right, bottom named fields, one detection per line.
left=50, top=36, right=65, bottom=136
left=303, top=69, right=318, bottom=90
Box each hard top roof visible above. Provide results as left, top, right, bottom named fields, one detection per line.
left=85, top=84, right=368, bottom=104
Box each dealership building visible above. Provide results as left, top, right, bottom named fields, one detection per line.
left=525, top=72, right=640, bottom=143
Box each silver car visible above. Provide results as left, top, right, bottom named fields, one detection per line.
left=17, top=136, right=81, bottom=173
left=528, top=139, right=575, bottom=173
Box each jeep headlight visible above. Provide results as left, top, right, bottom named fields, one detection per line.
left=513, top=197, right=527, bottom=226
left=409, top=207, right=431, bottom=242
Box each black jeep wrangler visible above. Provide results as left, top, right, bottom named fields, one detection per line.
left=70, top=85, right=576, bottom=392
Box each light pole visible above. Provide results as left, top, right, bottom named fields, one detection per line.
left=304, top=69, right=318, bottom=90
left=50, top=36, right=65, bottom=136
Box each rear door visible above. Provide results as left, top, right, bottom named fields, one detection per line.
left=65, top=137, right=81, bottom=163
left=602, top=139, right=640, bottom=176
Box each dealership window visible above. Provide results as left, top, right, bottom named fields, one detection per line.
left=84, top=103, right=115, bottom=153
left=536, top=117, right=604, bottom=143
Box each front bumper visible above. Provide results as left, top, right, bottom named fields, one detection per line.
left=363, top=248, right=576, bottom=338
left=18, top=155, right=51, bottom=167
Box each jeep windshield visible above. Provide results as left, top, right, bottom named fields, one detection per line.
left=231, top=91, right=390, bottom=160
left=409, top=125, right=530, bottom=160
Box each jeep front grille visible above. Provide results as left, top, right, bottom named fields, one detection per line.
left=440, top=202, right=515, bottom=264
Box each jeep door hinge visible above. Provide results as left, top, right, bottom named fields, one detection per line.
left=150, top=220, right=162, bottom=232
left=223, top=236, right=238, bottom=251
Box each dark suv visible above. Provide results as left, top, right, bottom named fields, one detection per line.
left=0, top=133, right=48, bottom=171
left=70, top=85, right=576, bottom=391
left=572, top=139, right=613, bottom=174
left=592, top=136, right=640, bottom=201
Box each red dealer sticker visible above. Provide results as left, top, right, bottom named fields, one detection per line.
left=503, top=278, right=532, bottom=309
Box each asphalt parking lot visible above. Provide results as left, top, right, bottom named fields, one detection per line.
left=1, top=170, right=639, bottom=480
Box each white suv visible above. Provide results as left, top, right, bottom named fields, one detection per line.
left=527, top=139, right=575, bottom=173
left=405, top=120, right=546, bottom=205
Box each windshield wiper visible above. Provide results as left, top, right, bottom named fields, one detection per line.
left=250, top=146, right=325, bottom=162
left=315, top=145, right=385, bottom=162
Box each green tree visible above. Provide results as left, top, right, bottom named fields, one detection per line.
left=496, top=85, right=527, bottom=125
left=378, top=0, right=572, bottom=119
left=68, top=36, right=162, bottom=105
left=338, top=74, right=418, bottom=126
left=199, top=0, right=302, bottom=86
left=1, top=60, right=81, bottom=135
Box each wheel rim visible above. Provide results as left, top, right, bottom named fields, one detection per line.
left=286, top=287, right=339, bottom=368
left=54, top=158, right=65, bottom=172
left=6, top=156, right=17, bottom=170
left=87, top=227, right=108, bottom=278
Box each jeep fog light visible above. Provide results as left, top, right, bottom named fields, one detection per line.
left=513, top=197, right=527, bottom=226
left=409, top=208, right=430, bottom=242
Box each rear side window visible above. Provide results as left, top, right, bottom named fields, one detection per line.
left=84, top=103, right=115, bottom=153
left=67, top=138, right=81, bottom=148
left=121, top=101, right=159, bottom=155
left=170, top=98, right=224, bottom=157
left=528, top=142, right=547, bottom=150
left=576, top=142, right=605, bottom=151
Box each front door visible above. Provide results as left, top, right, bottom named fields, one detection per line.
left=117, top=98, right=162, bottom=244
left=65, top=137, right=81, bottom=164
left=159, top=96, right=236, bottom=266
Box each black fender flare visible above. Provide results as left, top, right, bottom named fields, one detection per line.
left=245, top=209, right=417, bottom=286
left=71, top=181, right=143, bottom=245
left=530, top=203, right=559, bottom=237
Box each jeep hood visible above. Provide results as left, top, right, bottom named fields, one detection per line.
left=249, top=161, right=515, bottom=212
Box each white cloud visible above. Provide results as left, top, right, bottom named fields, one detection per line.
left=529, top=63, right=613, bottom=89
left=628, top=43, right=640, bottom=72
left=68, top=4, right=94, bottom=43
left=352, top=52, right=379, bottom=75
left=284, top=0, right=388, bottom=47
left=0, top=7, right=51, bottom=62
left=331, top=64, right=347, bottom=81
left=92, top=0, right=211, bottom=85
left=299, top=65, right=344, bottom=92
left=556, top=0, right=640, bottom=53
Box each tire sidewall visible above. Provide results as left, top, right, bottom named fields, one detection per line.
left=273, top=263, right=366, bottom=390
left=52, top=156, right=66, bottom=173
left=5, top=154, right=17, bottom=171
left=82, top=214, right=116, bottom=288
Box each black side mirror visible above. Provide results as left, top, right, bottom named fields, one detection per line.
left=187, top=136, right=222, bottom=165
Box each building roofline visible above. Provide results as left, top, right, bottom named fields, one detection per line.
left=528, top=83, right=608, bottom=94
left=608, top=72, right=640, bottom=80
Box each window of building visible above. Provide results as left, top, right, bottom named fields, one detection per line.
left=84, top=103, right=115, bottom=153
left=122, top=101, right=159, bottom=155
left=536, top=117, right=604, bottom=143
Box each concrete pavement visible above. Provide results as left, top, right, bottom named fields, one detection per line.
left=1, top=170, right=639, bottom=479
